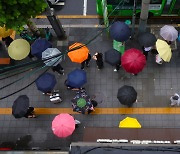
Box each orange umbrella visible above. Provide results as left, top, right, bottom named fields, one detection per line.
left=0, top=26, right=13, bottom=38
left=68, top=42, right=89, bottom=63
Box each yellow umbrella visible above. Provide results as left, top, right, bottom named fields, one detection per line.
left=8, top=39, right=30, bottom=60
left=0, top=26, right=13, bottom=38
left=156, top=39, right=172, bottom=62
left=119, top=117, right=141, bottom=128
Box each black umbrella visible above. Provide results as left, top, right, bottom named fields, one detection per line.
left=12, top=95, right=29, bottom=118
left=138, top=32, right=157, bottom=47
left=105, top=49, right=121, bottom=66
left=117, top=85, right=137, bottom=107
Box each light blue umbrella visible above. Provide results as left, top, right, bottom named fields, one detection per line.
left=42, top=48, right=62, bottom=66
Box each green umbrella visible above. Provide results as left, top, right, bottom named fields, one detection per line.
left=77, top=98, right=86, bottom=108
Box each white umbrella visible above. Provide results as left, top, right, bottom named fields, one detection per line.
left=160, top=25, right=178, bottom=41
left=42, top=48, right=62, bottom=66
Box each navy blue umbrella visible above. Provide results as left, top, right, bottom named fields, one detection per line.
left=12, top=95, right=29, bottom=118
left=31, top=39, right=52, bottom=59
left=110, top=21, right=131, bottom=42
left=105, top=49, right=121, bottom=66
left=67, top=69, right=87, bottom=88
left=35, top=72, right=57, bottom=93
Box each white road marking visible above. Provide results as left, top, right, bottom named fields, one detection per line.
left=83, top=0, right=87, bottom=16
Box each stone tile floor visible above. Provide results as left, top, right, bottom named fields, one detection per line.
left=0, top=26, right=179, bottom=150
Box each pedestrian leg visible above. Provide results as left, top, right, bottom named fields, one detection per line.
left=81, top=61, right=85, bottom=69
left=143, top=51, right=148, bottom=60
left=85, top=54, right=91, bottom=67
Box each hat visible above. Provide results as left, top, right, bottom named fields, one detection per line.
left=172, top=95, right=179, bottom=100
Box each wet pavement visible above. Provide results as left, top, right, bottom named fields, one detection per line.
left=0, top=20, right=179, bottom=150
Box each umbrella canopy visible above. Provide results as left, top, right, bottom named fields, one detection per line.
left=121, top=48, right=146, bottom=74
left=0, top=26, right=13, bottom=38
left=117, top=85, right=137, bottom=107
left=156, top=39, right=172, bottom=62
left=72, top=90, right=92, bottom=114
left=35, top=72, right=57, bottom=93
left=67, top=69, right=87, bottom=88
left=119, top=117, right=141, bottom=128
left=52, top=113, right=75, bottom=138
left=160, top=25, right=178, bottom=41
left=42, top=48, right=62, bottom=66
left=105, top=49, right=121, bottom=66
left=138, top=32, right=157, bottom=47
left=8, top=39, right=30, bottom=60
left=31, top=39, right=52, bottom=59
left=110, top=21, right=131, bottom=42
left=12, top=95, right=29, bottom=118
left=68, top=42, right=89, bottom=63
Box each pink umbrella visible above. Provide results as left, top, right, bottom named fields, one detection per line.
left=52, top=113, right=75, bottom=138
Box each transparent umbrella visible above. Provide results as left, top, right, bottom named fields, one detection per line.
left=160, top=25, right=178, bottom=41
left=8, top=39, right=30, bottom=60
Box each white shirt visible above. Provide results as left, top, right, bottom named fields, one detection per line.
left=144, top=47, right=152, bottom=52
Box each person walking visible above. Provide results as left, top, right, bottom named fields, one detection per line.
left=170, top=93, right=180, bottom=106
left=92, top=52, right=104, bottom=70
left=114, top=62, right=121, bottom=72
left=64, top=79, right=82, bottom=91
left=142, top=46, right=152, bottom=60
left=81, top=53, right=91, bottom=70
left=2, top=36, right=13, bottom=47
left=52, top=63, right=64, bottom=75
left=24, top=107, right=36, bottom=118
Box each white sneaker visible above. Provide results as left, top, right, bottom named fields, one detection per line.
left=75, top=119, right=81, bottom=124
left=114, top=69, right=117, bottom=72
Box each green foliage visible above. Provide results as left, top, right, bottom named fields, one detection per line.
left=0, top=0, right=47, bottom=31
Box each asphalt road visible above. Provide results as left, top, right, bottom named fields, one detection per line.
left=51, top=0, right=97, bottom=15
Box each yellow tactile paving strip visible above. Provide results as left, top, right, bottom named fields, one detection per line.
left=1, top=108, right=180, bottom=115
left=36, top=15, right=100, bottom=19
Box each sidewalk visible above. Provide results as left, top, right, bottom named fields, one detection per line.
left=0, top=25, right=179, bottom=150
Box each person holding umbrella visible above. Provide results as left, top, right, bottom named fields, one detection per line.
left=12, top=95, right=36, bottom=119
left=121, top=48, right=146, bottom=75
left=117, top=85, right=137, bottom=107
left=66, top=69, right=87, bottom=90
left=24, top=107, right=36, bottom=118
left=160, top=25, right=178, bottom=45
left=92, top=52, right=104, bottom=70
left=81, top=53, right=91, bottom=70
left=52, top=63, right=64, bottom=75
left=105, top=49, right=121, bottom=72
left=52, top=113, right=76, bottom=138
left=138, top=32, right=157, bottom=60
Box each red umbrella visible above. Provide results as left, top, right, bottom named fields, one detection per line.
left=121, top=48, right=146, bottom=74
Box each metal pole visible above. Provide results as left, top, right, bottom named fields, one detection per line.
left=131, top=0, right=137, bottom=39
left=138, top=0, right=150, bottom=34
left=45, top=1, right=66, bottom=39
